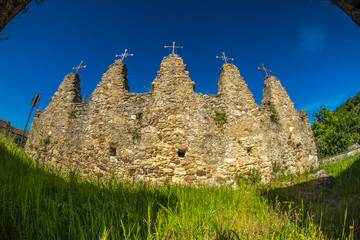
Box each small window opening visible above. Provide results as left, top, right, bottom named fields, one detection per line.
left=110, top=146, right=117, bottom=156
left=178, top=150, right=186, bottom=158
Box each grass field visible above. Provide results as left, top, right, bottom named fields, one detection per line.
left=0, top=133, right=358, bottom=239
left=264, top=152, right=360, bottom=240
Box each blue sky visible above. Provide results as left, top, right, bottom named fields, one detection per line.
left=0, top=0, right=359, bottom=129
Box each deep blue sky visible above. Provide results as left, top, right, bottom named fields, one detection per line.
left=1, top=0, right=359, bottom=129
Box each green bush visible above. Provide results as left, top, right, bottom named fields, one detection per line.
left=312, top=99, right=360, bottom=159
left=236, top=168, right=262, bottom=186
left=270, top=104, right=279, bottom=122
left=68, top=109, right=77, bottom=119
left=213, top=112, right=227, bottom=132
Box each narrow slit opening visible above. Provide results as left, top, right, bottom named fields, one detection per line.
left=110, top=146, right=117, bottom=156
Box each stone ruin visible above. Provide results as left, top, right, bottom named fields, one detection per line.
left=25, top=54, right=319, bottom=184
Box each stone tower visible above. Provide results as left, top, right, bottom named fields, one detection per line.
left=261, top=75, right=318, bottom=173
left=25, top=54, right=318, bottom=184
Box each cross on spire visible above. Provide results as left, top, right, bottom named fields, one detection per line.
left=115, top=49, right=134, bottom=60
left=73, top=61, right=86, bottom=73
left=216, top=52, right=234, bottom=64
left=258, top=63, right=272, bottom=76
left=164, top=42, right=183, bottom=55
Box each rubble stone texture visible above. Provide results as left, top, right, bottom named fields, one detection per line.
left=0, top=119, right=28, bottom=145
left=25, top=54, right=319, bottom=184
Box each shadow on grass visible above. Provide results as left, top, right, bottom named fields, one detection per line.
left=264, top=156, right=360, bottom=239
left=0, top=142, right=178, bottom=239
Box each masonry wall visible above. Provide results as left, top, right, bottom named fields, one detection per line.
left=25, top=54, right=319, bottom=184
left=0, top=119, right=28, bottom=145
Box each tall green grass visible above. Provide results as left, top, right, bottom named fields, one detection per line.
left=265, top=153, right=360, bottom=240
left=0, top=133, right=326, bottom=239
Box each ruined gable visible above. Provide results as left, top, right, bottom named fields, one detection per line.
left=25, top=54, right=318, bottom=184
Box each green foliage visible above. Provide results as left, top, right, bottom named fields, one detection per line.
left=270, top=104, right=279, bottom=122
left=0, top=133, right=326, bottom=239
left=264, top=101, right=279, bottom=122
left=213, top=112, right=227, bottom=123
left=335, top=92, right=360, bottom=114
left=128, top=127, right=141, bottom=141
left=68, top=109, right=77, bottom=119
left=272, top=161, right=283, bottom=175
left=264, top=153, right=360, bottom=240
left=42, top=135, right=50, bottom=146
left=236, top=169, right=262, bottom=186
left=213, top=112, right=227, bottom=131
left=135, top=112, right=142, bottom=120
left=312, top=94, right=360, bottom=158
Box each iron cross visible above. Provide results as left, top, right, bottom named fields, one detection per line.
left=116, top=49, right=134, bottom=60
left=164, top=42, right=183, bottom=55
left=216, top=52, right=234, bottom=64
left=258, top=63, right=272, bottom=76
left=73, top=61, right=86, bottom=73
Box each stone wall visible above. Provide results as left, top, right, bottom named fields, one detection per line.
left=319, top=143, right=360, bottom=164
left=0, top=119, right=28, bottom=145
left=25, top=54, right=319, bottom=184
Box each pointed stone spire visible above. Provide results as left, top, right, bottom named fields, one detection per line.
left=261, top=76, right=319, bottom=174
left=217, top=63, right=256, bottom=108
left=91, top=59, right=129, bottom=104
left=152, top=54, right=194, bottom=94
left=261, top=75, right=297, bottom=121
left=47, top=72, right=82, bottom=111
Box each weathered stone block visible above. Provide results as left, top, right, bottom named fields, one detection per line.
left=186, top=168, right=196, bottom=175
left=185, top=175, right=196, bottom=182
left=97, top=164, right=107, bottom=172
left=216, top=176, right=225, bottom=183
left=174, top=167, right=187, bottom=176
left=110, top=156, right=118, bottom=163
left=196, top=170, right=206, bottom=176
left=171, top=160, right=180, bottom=165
